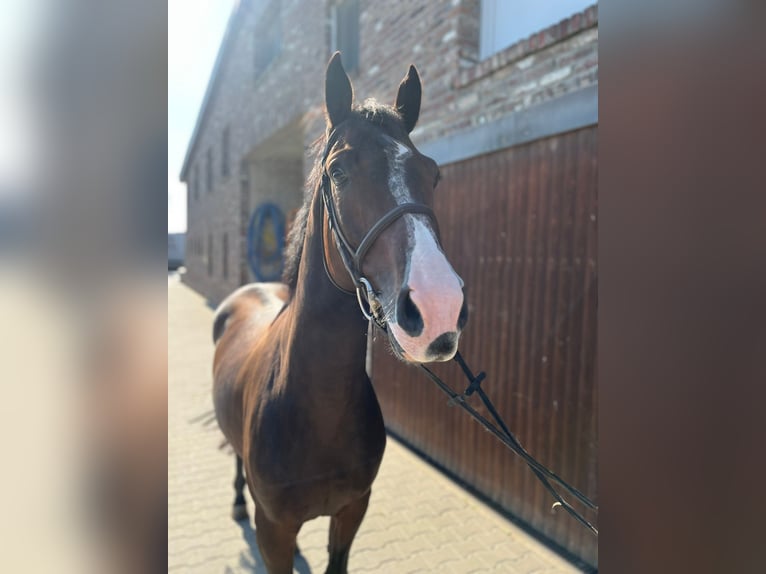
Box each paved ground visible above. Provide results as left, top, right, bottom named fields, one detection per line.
left=168, top=274, right=582, bottom=573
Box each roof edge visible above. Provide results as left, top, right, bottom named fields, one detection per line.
left=179, top=0, right=245, bottom=182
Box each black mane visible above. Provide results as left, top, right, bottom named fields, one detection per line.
left=281, top=100, right=406, bottom=290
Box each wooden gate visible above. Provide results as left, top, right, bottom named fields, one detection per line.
left=371, top=126, right=598, bottom=567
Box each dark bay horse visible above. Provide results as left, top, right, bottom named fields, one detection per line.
left=212, top=53, right=467, bottom=573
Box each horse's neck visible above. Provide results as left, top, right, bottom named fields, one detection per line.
left=283, top=192, right=369, bottom=385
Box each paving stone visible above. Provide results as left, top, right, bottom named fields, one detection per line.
left=169, top=276, right=584, bottom=573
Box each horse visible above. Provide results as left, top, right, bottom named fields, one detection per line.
left=212, top=52, right=467, bottom=574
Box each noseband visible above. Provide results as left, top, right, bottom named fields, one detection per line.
left=319, top=127, right=439, bottom=328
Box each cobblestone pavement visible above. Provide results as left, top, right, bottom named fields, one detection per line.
left=169, top=274, right=583, bottom=573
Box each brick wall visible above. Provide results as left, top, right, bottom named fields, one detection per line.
left=183, top=0, right=327, bottom=303
left=180, top=0, right=598, bottom=304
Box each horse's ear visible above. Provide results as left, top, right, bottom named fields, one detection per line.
left=325, top=52, right=353, bottom=128
left=395, top=65, right=421, bottom=133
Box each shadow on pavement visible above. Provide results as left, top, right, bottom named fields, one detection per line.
left=235, top=519, right=313, bottom=574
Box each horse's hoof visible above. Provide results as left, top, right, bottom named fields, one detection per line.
left=231, top=504, right=249, bottom=521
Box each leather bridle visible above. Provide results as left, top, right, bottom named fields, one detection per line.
left=319, top=127, right=439, bottom=330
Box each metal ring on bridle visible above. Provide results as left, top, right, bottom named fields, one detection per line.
left=355, top=278, right=379, bottom=325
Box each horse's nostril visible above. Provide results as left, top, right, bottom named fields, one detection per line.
left=427, top=332, right=458, bottom=358
left=396, top=288, right=424, bottom=336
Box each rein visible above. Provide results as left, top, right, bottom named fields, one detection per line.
left=318, top=128, right=598, bottom=536
left=418, top=355, right=598, bottom=535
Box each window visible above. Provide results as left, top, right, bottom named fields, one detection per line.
left=206, top=148, right=213, bottom=192
left=480, top=0, right=594, bottom=59
left=222, top=126, right=230, bottom=179
left=222, top=233, right=229, bottom=279
left=254, top=2, right=282, bottom=78
left=207, top=234, right=213, bottom=276
left=331, top=0, right=359, bottom=74
left=193, top=165, right=199, bottom=201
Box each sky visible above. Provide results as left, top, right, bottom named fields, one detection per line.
left=168, top=0, right=235, bottom=233
left=0, top=1, right=40, bottom=194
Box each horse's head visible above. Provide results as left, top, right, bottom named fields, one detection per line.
left=321, top=53, right=467, bottom=363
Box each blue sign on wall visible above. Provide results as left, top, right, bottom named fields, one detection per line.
left=247, top=203, right=286, bottom=281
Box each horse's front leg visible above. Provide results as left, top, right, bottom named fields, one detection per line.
left=231, top=455, right=249, bottom=521
left=254, top=507, right=300, bottom=574
left=325, top=490, right=371, bottom=574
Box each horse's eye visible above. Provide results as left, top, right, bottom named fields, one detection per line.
left=330, top=167, right=347, bottom=184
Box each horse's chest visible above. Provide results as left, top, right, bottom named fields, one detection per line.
left=250, top=437, right=384, bottom=522
left=245, top=392, right=385, bottom=521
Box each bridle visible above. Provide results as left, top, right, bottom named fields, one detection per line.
left=319, top=126, right=439, bottom=330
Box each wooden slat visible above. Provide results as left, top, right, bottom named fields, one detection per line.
left=371, top=127, right=598, bottom=567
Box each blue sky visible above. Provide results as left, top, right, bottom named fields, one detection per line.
left=168, top=0, right=235, bottom=233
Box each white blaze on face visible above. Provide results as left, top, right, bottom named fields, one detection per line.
left=387, top=139, right=413, bottom=203
left=383, top=136, right=464, bottom=362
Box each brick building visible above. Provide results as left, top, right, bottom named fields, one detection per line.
left=180, top=0, right=598, bottom=567
left=180, top=0, right=597, bottom=304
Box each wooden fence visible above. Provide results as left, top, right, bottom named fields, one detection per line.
left=371, top=126, right=598, bottom=567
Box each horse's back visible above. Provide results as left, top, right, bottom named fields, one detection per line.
left=213, top=283, right=288, bottom=344
left=212, top=282, right=289, bottom=453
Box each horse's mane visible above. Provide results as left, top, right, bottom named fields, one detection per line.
left=281, top=99, right=405, bottom=290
